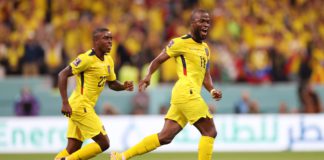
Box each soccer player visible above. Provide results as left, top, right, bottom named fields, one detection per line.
left=55, top=28, right=134, bottom=160
left=111, top=9, right=222, bottom=160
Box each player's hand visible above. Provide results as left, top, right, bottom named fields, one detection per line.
left=61, top=102, right=72, bottom=117
left=124, top=81, right=134, bottom=91
left=210, top=89, right=222, bottom=101
left=139, top=75, right=151, bottom=92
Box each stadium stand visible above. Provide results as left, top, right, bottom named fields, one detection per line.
left=0, top=0, right=323, bottom=115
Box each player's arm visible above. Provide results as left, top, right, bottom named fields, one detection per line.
left=107, top=80, right=133, bottom=91
left=58, top=66, right=73, bottom=117
left=139, top=49, right=170, bottom=92
left=203, top=66, right=222, bottom=101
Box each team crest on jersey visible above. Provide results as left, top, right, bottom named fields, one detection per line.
left=73, top=58, right=81, bottom=66
left=167, top=40, right=174, bottom=48
left=108, top=65, right=111, bottom=73
left=205, top=48, right=209, bottom=56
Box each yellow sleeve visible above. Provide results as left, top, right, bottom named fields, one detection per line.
left=165, top=39, right=182, bottom=57
left=70, top=54, right=91, bottom=75
left=107, top=57, right=117, bottom=81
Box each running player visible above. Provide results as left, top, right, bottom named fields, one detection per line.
left=55, top=28, right=134, bottom=160
left=111, top=9, right=222, bottom=160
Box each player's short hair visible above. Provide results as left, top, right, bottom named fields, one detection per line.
left=190, top=9, right=209, bottom=22
left=93, top=28, right=109, bottom=41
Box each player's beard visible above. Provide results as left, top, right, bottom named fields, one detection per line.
left=193, top=29, right=205, bottom=41
left=101, top=45, right=111, bottom=54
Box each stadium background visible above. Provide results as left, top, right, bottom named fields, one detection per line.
left=0, top=0, right=324, bottom=160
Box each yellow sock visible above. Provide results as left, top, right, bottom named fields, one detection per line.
left=123, top=134, right=160, bottom=159
left=55, top=149, right=70, bottom=159
left=198, top=136, right=215, bottom=160
left=66, top=142, right=102, bottom=160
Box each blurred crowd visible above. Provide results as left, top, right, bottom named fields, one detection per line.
left=0, top=0, right=324, bottom=86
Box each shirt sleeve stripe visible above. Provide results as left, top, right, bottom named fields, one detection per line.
left=180, top=55, right=187, bottom=76
left=80, top=72, right=84, bottom=94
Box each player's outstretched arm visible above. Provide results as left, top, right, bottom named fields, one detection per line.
left=139, top=49, right=170, bottom=92
left=107, top=80, right=134, bottom=91
left=58, top=66, right=73, bottom=117
left=203, top=66, right=222, bottom=101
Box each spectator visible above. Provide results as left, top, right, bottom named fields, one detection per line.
left=131, top=92, right=149, bottom=115
left=208, top=103, right=216, bottom=114
left=159, top=105, right=168, bottom=115
left=296, top=49, right=321, bottom=113
left=269, top=37, right=288, bottom=82
left=102, top=102, right=119, bottom=115
left=234, top=90, right=260, bottom=114
left=131, top=105, right=147, bottom=115
left=14, top=87, right=40, bottom=116
left=249, top=100, right=260, bottom=114
left=22, top=33, right=45, bottom=76
left=1, top=0, right=324, bottom=85
left=299, top=83, right=322, bottom=113
left=278, top=101, right=289, bottom=114
left=234, top=90, right=251, bottom=114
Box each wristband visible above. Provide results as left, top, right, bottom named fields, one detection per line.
left=210, top=89, right=216, bottom=95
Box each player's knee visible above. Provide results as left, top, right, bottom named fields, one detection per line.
left=212, top=129, right=218, bottom=138
left=207, top=127, right=217, bottom=138
left=210, top=128, right=217, bottom=138
left=66, top=145, right=81, bottom=154
left=98, top=141, right=110, bottom=151
left=101, top=143, right=110, bottom=152
left=158, top=134, right=174, bottom=145
left=159, top=137, right=173, bottom=145
left=202, top=128, right=217, bottom=138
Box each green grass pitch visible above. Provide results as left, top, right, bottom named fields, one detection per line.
left=1, top=152, right=323, bottom=160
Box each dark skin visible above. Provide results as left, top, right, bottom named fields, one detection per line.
left=58, top=30, right=134, bottom=153
left=138, top=11, right=222, bottom=145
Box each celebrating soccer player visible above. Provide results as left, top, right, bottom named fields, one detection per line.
left=55, top=28, right=134, bottom=160
left=111, top=9, right=222, bottom=160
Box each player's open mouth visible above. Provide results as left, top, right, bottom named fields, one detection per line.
left=201, top=29, right=208, bottom=35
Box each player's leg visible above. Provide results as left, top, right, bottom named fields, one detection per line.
left=183, top=98, right=216, bottom=160
left=92, top=132, right=110, bottom=151
left=111, top=103, right=187, bottom=160
left=55, top=118, right=83, bottom=159
left=195, top=118, right=217, bottom=160
left=113, top=119, right=182, bottom=160
left=194, top=117, right=217, bottom=160
left=66, top=138, right=83, bottom=153
left=65, top=111, right=109, bottom=160
left=194, top=117, right=217, bottom=137
left=66, top=132, right=109, bottom=160
left=55, top=138, right=82, bottom=159
left=158, top=119, right=183, bottom=145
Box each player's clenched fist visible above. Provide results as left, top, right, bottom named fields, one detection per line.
left=61, top=102, right=72, bottom=117
left=138, top=75, right=151, bottom=92
left=210, top=89, right=222, bottom=101
left=124, top=81, right=134, bottom=91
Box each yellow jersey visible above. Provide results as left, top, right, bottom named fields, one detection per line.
left=68, top=49, right=116, bottom=111
left=166, top=34, right=211, bottom=104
